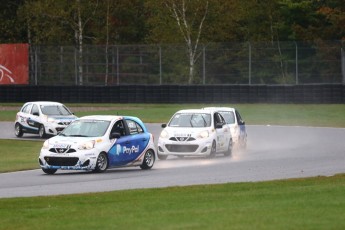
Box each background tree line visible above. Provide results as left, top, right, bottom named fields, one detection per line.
left=1, top=0, right=344, bottom=85
left=1, top=0, right=344, bottom=45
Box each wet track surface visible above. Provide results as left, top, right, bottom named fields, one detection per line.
left=1, top=122, right=345, bottom=198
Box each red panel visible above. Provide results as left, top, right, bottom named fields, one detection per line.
left=0, top=43, right=29, bottom=85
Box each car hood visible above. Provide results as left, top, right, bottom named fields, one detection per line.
left=164, top=126, right=211, bottom=136
left=47, top=115, right=77, bottom=120
left=48, top=135, right=100, bottom=146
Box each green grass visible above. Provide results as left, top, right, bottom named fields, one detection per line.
left=0, top=140, right=42, bottom=173
left=0, top=174, right=344, bottom=229
left=2, top=103, right=345, bottom=127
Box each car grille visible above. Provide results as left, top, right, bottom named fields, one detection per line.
left=58, top=121, right=71, bottom=125
left=165, top=144, right=198, bottom=153
left=49, top=148, right=76, bottom=154
left=44, top=156, right=79, bottom=166
left=169, top=137, right=196, bottom=142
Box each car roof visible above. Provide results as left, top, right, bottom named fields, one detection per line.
left=203, top=107, right=236, bottom=112
left=78, top=115, right=123, bottom=122
left=25, top=101, right=64, bottom=106
left=175, top=109, right=214, bottom=114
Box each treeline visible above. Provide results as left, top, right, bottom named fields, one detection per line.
left=1, top=0, right=344, bottom=45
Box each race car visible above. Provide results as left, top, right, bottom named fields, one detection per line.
left=15, top=101, right=77, bottom=138
left=157, top=109, right=232, bottom=160
left=38, top=115, right=156, bottom=174
left=203, top=107, right=247, bottom=148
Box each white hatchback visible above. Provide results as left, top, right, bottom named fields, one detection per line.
left=157, top=109, right=232, bottom=160
left=14, top=101, right=77, bottom=138
left=203, top=107, right=247, bottom=148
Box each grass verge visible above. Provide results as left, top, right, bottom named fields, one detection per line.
left=0, top=174, right=344, bottom=229
left=0, top=140, right=42, bottom=173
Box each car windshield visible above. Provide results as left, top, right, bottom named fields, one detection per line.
left=219, top=111, right=235, bottom=124
left=60, top=120, right=110, bottom=137
left=169, top=113, right=211, bottom=127
left=40, top=105, right=72, bottom=116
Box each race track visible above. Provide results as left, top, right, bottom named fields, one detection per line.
left=1, top=122, right=344, bottom=198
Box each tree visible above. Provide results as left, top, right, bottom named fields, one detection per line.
left=146, top=0, right=209, bottom=84
left=18, top=0, right=99, bottom=85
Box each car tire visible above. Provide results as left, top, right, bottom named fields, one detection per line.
left=140, top=149, right=155, bottom=170
left=42, top=168, right=57, bottom=175
left=157, top=153, right=168, bottom=160
left=224, top=139, right=233, bottom=157
left=208, top=140, right=216, bottom=158
left=39, top=125, right=46, bottom=138
left=14, top=123, right=24, bottom=137
left=93, top=152, right=108, bottom=173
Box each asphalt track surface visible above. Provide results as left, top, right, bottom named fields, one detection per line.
left=0, top=121, right=344, bottom=198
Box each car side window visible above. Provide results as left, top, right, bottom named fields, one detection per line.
left=22, top=104, right=32, bottom=114
left=31, top=104, right=39, bottom=115
left=126, top=120, right=143, bottom=135
left=235, top=110, right=244, bottom=124
left=213, top=113, right=222, bottom=127
left=111, top=120, right=126, bottom=137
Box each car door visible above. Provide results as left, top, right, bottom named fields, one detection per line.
left=214, top=112, right=227, bottom=152
left=108, top=119, right=150, bottom=166
left=18, top=103, right=32, bottom=127
left=26, top=104, right=41, bottom=131
left=235, top=110, right=246, bottom=139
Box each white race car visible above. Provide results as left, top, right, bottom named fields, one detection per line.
left=15, top=101, right=77, bottom=138
left=157, top=109, right=232, bottom=160
left=38, top=115, right=156, bottom=174
left=203, top=107, right=247, bottom=148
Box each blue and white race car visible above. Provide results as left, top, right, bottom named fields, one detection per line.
left=15, top=101, right=77, bottom=138
left=38, top=115, right=156, bottom=174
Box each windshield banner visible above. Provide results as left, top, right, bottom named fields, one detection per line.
left=0, top=43, right=29, bottom=85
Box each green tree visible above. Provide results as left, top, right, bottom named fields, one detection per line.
left=0, top=0, right=26, bottom=43
left=145, top=0, right=209, bottom=84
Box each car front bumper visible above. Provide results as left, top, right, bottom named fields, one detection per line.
left=157, top=138, right=213, bottom=157
left=39, top=149, right=98, bottom=171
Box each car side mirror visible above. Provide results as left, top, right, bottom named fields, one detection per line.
left=161, top=124, right=167, bottom=128
left=33, top=112, right=39, bottom=116
left=215, top=123, right=223, bottom=129
left=110, top=132, right=121, bottom=139
left=239, top=120, right=245, bottom=125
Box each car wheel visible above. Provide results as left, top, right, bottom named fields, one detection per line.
left=39, top=125, right=46, bottom=138
left=158, top=153, right=168, bottom=160
left=224, top=139, right=233, bottom=157
left=93, top=152, right=108, bottom=173
left=14, top=123, right=23, bottom=137
left=140, top=149, right=155, bottom=170
left=42, top=168, right=57, bottom=175
left=208, top=140, right=216, bottom=158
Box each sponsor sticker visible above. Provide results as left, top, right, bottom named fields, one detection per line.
left=53, top=143, right=69, bottom=148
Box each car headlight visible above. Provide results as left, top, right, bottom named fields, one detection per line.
left=42, top=140, right=49, bottom=149
left=198, top=130, right=209, bottom=138
left=160, top=130, right=169, bottom=139
left=78, top=140, right=95, bottom=150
